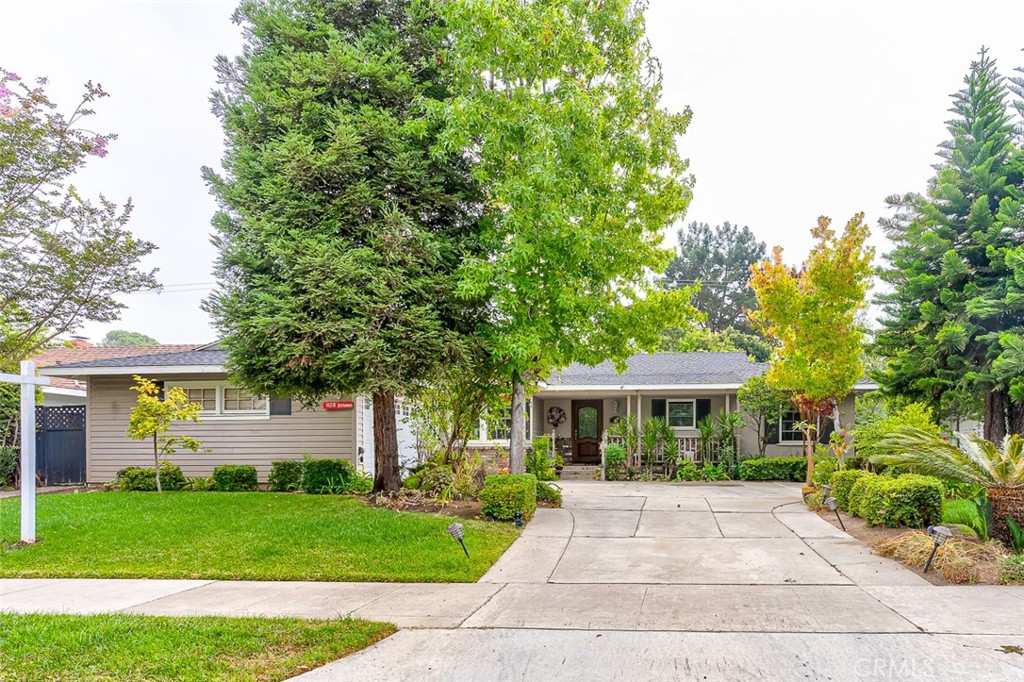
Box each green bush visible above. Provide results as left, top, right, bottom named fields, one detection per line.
left=701, top=464, right=730, bottom=481
left=403, top=471, right=423, bottom=490
left=301, top=458, right=355, bottom=494
left=268, top=460, right=304, bottom=492
left=350, top=471, right=373, bottom=494
left=858, top=474, right=944, bottom=528
left=831, top=469, right=873, bottom=512
left=854, top=402, right=942, bottom=464
left=942, top=498, right=990, bottom=541
left=212, top=465, right=258, bottom=492
left=604, top=444, right=627, bottom=481
left=536, top=480, right=562, bottom=506
left=998, top=554, right=1024, bottom=584
left=847, top=472, right=881, bottom=517
left=480, top=473, right=537, bottom=521
left=674, top=460, right=701, bottom=481
left=0, top=445, right=16, bottom=488
left=116, top=463, right=187, bottom=492
left=737, top=456, right=806, bottom=481
left=420, top=464, right=456, bottom=498
left=182, top=476, right=216, bottom=491
left=812, top=456, right=841, bottom=487
left=526, top=439, right=557, bottom=481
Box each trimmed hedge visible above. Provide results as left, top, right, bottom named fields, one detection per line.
left=268, top=460, right=304, bottom=492
left=301, top=458, right=356, bottom=494
left=116, top=464, right=186, bottom=492
left=536, top=481, right=563, bottom=506
left=737, top=457, right=806, bottom=482
left=212, top=465, right=258, bottom=492
left=848, top=472, right=881, bottom=517
left=831, top=469, right=873, bottom=512
left=480, top=473, right=537, bottom=521
left=858, top=474, right=945, bottom=528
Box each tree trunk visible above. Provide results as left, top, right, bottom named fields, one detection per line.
left=1009, top=402, right=1024, bottom=438
left=799, top=405, right=815, bottom=484
left=372, top=389, right=401, bottom=494
left=509, top=374, right=526, bottom=474
left=984, top=387, right=1008, bottom=443
left=153, top=434, right=162, bottom=494
left=988, top=486, right=1024, bottom=546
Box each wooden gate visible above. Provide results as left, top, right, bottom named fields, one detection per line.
left=36, top=406, right=86, bottom=485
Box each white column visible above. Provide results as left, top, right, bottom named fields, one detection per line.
left=19, top=361, right=37, bottom=543
left=635, top=391, right=643, bottom=467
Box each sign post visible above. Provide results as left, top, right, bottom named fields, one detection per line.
left=0, top=361, right=50, bottom=543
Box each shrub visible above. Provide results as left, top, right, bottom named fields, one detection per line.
left=942, top=498, right=990, bottom=541
left=0, top=445, right=16, bottom=488
left=301, top=458, right=355, bottom=494
left=536, top=480, right=562, bottom=506
left=525, top=440, right=556, bottom=481
left=812, top=456, right=841, bottom=487
left=268, top=460, right=304, bottom=492
left=350, top=471, right=374, bottom=494
left=831, top=469, right=874, bottom=512
left=403, top=471, right=423, bottom=490
left=674, top=460, right=701, bottom=481
left=420, top=464, right=456, bottom=498
left=854, top=402, right=942, bottom=463
left=737, top=457, right=806, bottom=481
left=701, top=464, right=730, bottom=481
left=480, top=473, right=537, bottom=521
left=116, top=463, right=187, bottom=492
left=604, top=444, right=627, bottom=481
left=212, top=465, right=258, bottom=492
left=847, top=472, right=881, bottom=517
left=998, top=554, right=1024, bottom=584
left=804, top=490, right=824, bottom=511
left=183, top=476, right=216, bottom=491
left=858, top=474, right=945, bottom=528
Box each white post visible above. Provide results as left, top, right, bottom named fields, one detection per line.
left=0, top=361, right=49, bottom=544
left=20, top=361, right=36, bottom=543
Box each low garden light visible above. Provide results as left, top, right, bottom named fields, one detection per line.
left=923, top=525, right=952, bottom=574
left=446, top=522, right=470, bottom=558
left=514, top=511, right=523, bottom=528
left=824, top=496, right=846, bottom=531
left=822, top=484, right=833, bottom=499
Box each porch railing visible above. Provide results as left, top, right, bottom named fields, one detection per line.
left=606, top=434, right=724, bottom=467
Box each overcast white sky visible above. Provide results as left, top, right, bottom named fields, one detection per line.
left=2, top=0, right=1022, bottom=344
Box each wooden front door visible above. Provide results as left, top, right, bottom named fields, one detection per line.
left=572, top=400, right=603, bottom=464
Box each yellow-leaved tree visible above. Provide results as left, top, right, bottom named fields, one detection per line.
left=749, top=214, right=874, bottom=483
left=126, top=375, right=204, bottom=493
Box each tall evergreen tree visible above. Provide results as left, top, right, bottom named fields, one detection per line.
left=874, top=49, right=1024, bottom=440
left=203, top=0, right=482, bottom=492
left=664, top=221, right=766, bottom=333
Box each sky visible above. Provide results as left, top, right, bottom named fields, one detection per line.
left=1, top=0, right=1022, bottom=344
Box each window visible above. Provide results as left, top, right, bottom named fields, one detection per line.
left=666, top=400, right=695, bottom=428
left=476, top=405, right=530, bottom=443
left=174, top=382, right=269, bottom=418
left=778, top=406, right=822, bottom=443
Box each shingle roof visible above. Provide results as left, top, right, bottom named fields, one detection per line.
left=32, top=345, right=201, bottom=387
left=545, top=352, right=766, bottom=387
left=46, top=348, right=226, bottom=370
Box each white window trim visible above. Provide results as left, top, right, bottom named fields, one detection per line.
left=174, top=381, right=270, bottom=421
left=778, top=407, right=820, bottom=445
left=666, top=399, right=696, bottom=429
left=468, top=407, right=531, bottom=446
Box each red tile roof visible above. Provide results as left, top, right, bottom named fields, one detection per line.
left=31, top=345, right=200, bottom=391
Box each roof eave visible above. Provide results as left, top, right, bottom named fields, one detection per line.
left=40, top=365, right=226, bottom=377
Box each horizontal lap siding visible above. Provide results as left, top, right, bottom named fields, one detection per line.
left=86, top=375, right=357, bottom=484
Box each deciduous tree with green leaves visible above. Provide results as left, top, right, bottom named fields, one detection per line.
left=874, top=49, right=1024, bottom=440
left=126, top=376, right=204, bottom=493
left=737, top=374, right=788, bottom=457
left=431, top=0, right=698, bottom=472
left=749, top=214, right=874, bottom=482
left=203, top=0, right=484, bottom=492
left=100, top=330, right=158, bottom=347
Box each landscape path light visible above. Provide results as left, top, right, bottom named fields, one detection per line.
left=823, top=496, right=845, bottom=531
left=923, top=525, right=952, bottom=574
left=447, top=522, right=470, bottom=558
left=514, top=511, right=524, bottom=528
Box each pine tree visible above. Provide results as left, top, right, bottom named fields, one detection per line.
left=203, top=0, right=482, bottom=492
left=874, top=49, right=1024, bottom=440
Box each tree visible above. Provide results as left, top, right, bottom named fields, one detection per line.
left=737, top=374, right=788, bottom=457
left=100, top=330, right=158, bottom=346
left=874, top=49, right=1024, bottom=440
left=203, top=0, right=483, bottom=493
left=432, top=0, right=698, bottom=472
left=659, top=324, right=773, bottom=362
left=664, top=221, right=766, bottom=333
left=125, top=375, right=204, bottom=493
left=749, top=214, right=875, bottom=482
left=0, top=67, right=157, bottom=366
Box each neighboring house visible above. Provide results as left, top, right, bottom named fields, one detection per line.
left=524, top=352, right=875, bottom=468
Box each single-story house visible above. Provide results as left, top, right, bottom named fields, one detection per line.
left=41, top=348, right=874, bottom=484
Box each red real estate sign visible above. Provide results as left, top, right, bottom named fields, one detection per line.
left=322, top=400, right=354, bottom=411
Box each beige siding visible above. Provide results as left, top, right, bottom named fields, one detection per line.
left=737, top=393, right=858, bottom=458
left=86, top=375, right=357, bottom=483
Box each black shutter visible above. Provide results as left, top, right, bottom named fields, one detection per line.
left=269, top=397, right=292, bottom=416
left=818, top=416, right=835, bottom=444
left=651, top=399, right=666, bottom=418
left=766, top=415, right=780, bottom=445
left=155, top=380, right=165, bottom=401
left=696, top=399, right=712, bottom=423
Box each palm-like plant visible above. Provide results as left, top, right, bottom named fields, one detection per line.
left=872, top=428, right=1024, bottom=544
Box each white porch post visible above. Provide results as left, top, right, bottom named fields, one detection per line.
left=635, top=390, right=643, bottom=467
left=0, top=361, right=50, bottom=543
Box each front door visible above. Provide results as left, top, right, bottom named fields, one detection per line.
left=572, top=400, right=603, bottom=464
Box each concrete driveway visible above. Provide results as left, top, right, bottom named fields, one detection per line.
left=300, top=481, right=1024, bottom=681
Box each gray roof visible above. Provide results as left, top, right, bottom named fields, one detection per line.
left=546, top=352, right=766, bottom=387
left=48, top=349, right=228, bottom=370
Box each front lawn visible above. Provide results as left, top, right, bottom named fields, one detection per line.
left=0, top=491, right=518, bottom=582
left=0, top=612, right=393, bottom=681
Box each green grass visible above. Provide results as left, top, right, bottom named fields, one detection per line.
left=0, top=612, right=394, bottom=681
left=0, top=491, right=519, bottom=582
